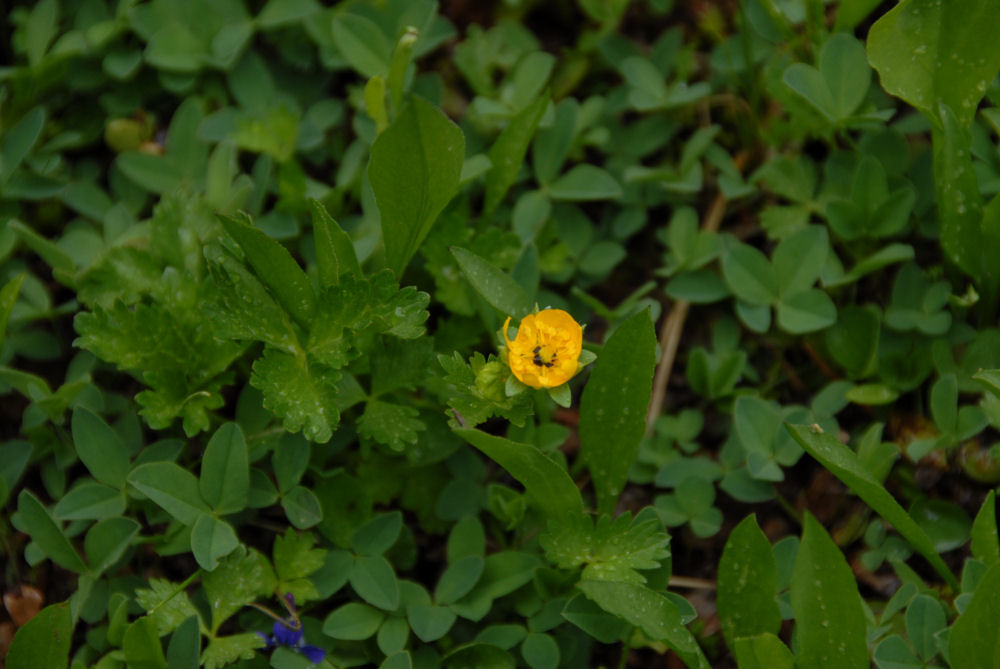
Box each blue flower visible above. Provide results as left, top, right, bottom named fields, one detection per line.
left=259, top=620, right=325, bottom=665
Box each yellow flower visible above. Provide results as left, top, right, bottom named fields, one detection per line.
left=503, top=309, right=583, bottom=389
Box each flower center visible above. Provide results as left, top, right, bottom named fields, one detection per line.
left=531, top=345, right=558, bottom=368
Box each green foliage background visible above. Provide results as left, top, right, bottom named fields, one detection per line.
left=3, top=0, right=1000, bottom=668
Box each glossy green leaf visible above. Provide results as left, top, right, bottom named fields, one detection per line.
left=310, top=198, right=360, bottom=287
left=716, top=514, right=780, bottom=650
left=786, top=424, right=958, bottom=589
left=950, top=562, right=1000, bottom=668
left=219, top=213, right=316, bottom=327
left=199, top=422, right=249, bottom=515
left=203, top=546, right=276, bottom=633
left=484, top=94, right=549, bottom=216
left=15, top=490, right=87, bottom=572
left=868, top=0, right=1000, bottom=128
left=972, top=490, right=1000, bottom=566
left=732, top=633, right=795, bottom=669
left=451, top=246, right=532, bottom=319
left=6, top=603, right=72, bottom=669
left=579, top=309, right=656, bottom=513
left=128, top=462, right=210, bottom=526
left=578, top=581, right=710, bottom=669
left=790, top=513, right=867, bottom=668
left=454, top=428, right=583, bottom=520
left=369, top=96, right=465, bottom=276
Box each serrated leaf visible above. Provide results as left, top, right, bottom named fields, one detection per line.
left=540, top=511, right=669, bottom=584
left=201, top=633, right=265, bottom=669
left=203, top=547, right=276, bottom=633
left=358, top=400, right=425, bottom=452
left=135, top=579, right=202, bottom=636
left=310, top=199, right=359, bottom=287
left=250, top=348, right=341, bottom=443
left=274, top=530, right=326, bottom=582
left=438, top=352, right=534, bottom=428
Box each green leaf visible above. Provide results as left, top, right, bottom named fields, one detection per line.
left=274, top=529, right=326, bottom=581
left=825, top=305, right=880, bottom=379
left=369, top=96, right=465, bottom=276
left=451, top=246, right=533, bottom=319
left=381, top=651, right=413, bottom=669
left=351, top=512, right=403, bottom=556
left=199, top=423, right=249, bottom=515
left=905, top=594, right=946, bottom=661
left=578, top=581, right=710, bottom=669
left=128, top=462, right=210, bottom=526
left=786, top=424, right=959, bottom=589
left=203, top=546, right=276, bottom=633
left=716, top=515, right=780, bottom=650
left=541, top=511, right=669, bottom=583
left=484, top=94, right=549, bottom=216
left=358, top=400, right=425, bottom=452
left=579, top=310, right=657, bottom=513
left=15, top=490, right=87, bottom=573
left=950, top=562, right=1000, bottom=668
left=135, top=579, right=202, bottom=636
left=867, top=0, right=1000, bottom=128
left=790, top=513, right=867, bottom=669
left=547, top=165, right=622, bottom=201
left=250, top=348, right=340, bottom=444
left=52, top=481, right=126, bottom=521
left=436, top=555, right=485, bottom=604
left=782, top=34, right=869, bottom=122
left=873, top=635, right=923, bottom=669
left=721, top=240, right=778, bottom=306
left=443, top=643, right=516, bottom=669
left=85, top=517, right=140, bottom=575
left=124, top=616, right=168, bottom=669
left=6, top=603, right=72, bottom=669
left=190, top=514, right=239, bottom=571
left=6, top=220, right=76, bottom=276
left=310, top=199, right=360, bottom=287
left=407, top=603, right=456, bottom=642
left=166, top=616, right=200, bottom=669
left=775, top=288, right=837, bottom=334
left=201, top=633, right=265, bottom=669
left=116, top=152, right=184, bottom=194
left=1, top=107, right=46, bottom=184
left=281, top=485, right=324, bottom=529
left=521, top=632, right=559, bottom=669
left=24, top=0, right=58, bottom=65
left=773, top=226, right=828, bottom=295
left=68, top=407, right=130, bottom=490
left=350, top=555, right=400, bottom=610
left=561, top=593, right=631, bottom=643
left=732, top=633, right=795, bottom=669
left=971, top=490, right=1000, bottom=566
left=331, top=13, right=391, bottom=78
left=454, top=428, right=583, bottom=520
left=219, top=213, right=316, bottom=327
left=324, top=602, right=385, bottom=640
